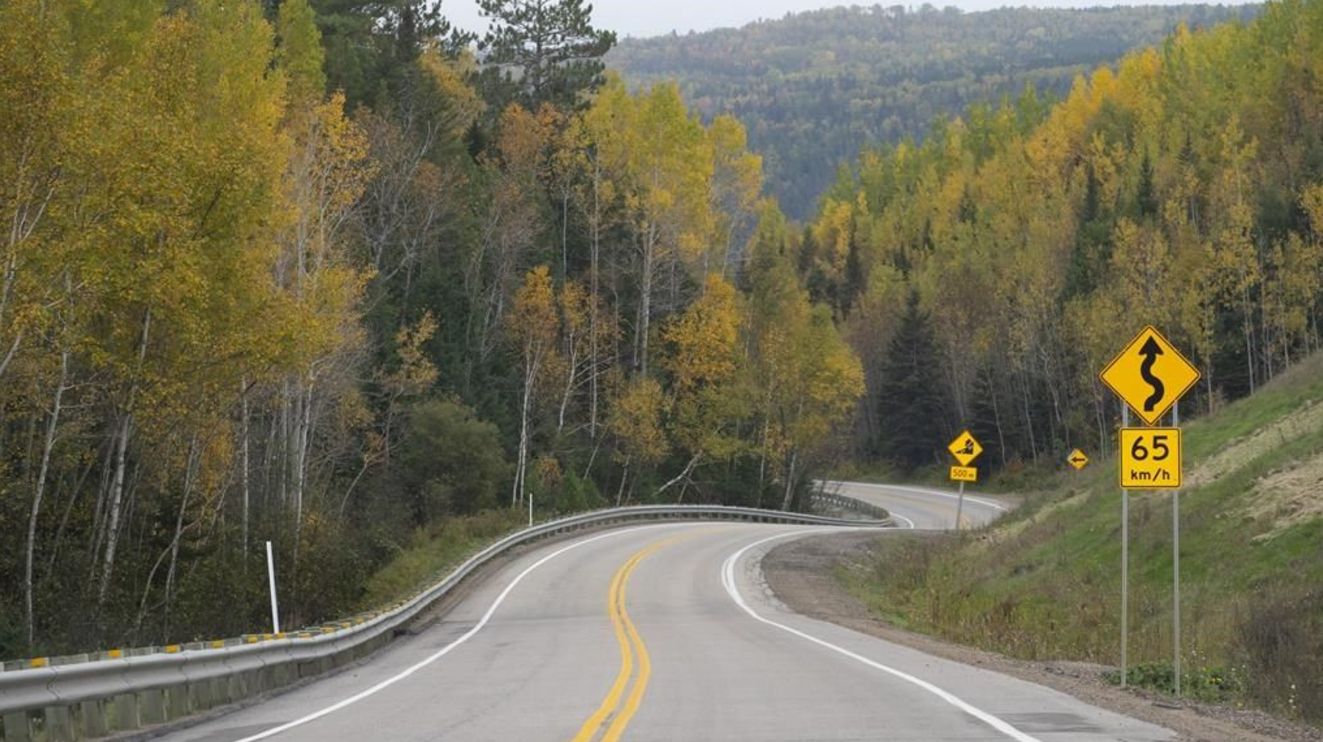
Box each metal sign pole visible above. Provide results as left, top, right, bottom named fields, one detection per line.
left=955, top=481, right=965, bottom=531
left=1120, top=404, right=1129, bottom=689
left=265, top=540, right=281, bottom=634
left=1173, top=401, right=1181, bottom=699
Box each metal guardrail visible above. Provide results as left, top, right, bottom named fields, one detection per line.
left=0, top=503, right=889, bottom=741
left=811, top=490, right=891, bottom=521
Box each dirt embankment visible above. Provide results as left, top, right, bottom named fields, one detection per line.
left=761, top=531, right=1322, bottom=742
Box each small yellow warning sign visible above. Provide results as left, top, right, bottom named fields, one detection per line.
left=947, top=431, right=983, bottom=467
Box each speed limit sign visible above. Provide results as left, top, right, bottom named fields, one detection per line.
left=1118, top=428, right=1182, bottom=489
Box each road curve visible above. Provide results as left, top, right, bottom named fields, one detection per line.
left=822, top=480, right=1011, bottom=530
left=164, top=520, right=1171, bottom=741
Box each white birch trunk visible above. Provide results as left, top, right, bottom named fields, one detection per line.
left=99, top=308, right=151, bottom=606
left=24, top=344, right=67, bottom=646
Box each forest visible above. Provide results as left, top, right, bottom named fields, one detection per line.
left=609, top=3, right=1260, bottom=219
left=0, top=0, right=861, bottom=658
left=804, top=0, right=1323, bottom=475
left=4, top=0, right=1321, bottom=667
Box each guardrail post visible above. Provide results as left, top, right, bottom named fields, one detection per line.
left=167, top=684, right=188, bottom=720
left=225, top=671, right=245, bottom=704
left=188, top=680, right=210, bottom=716
left=42, top=706, right=74, bottom=742
left=3, top=712, right=31, bottom=742
left=139, top=689, right=166, bottom=726
left=110, top=692, right=138, bottom=732
left=79, top=699, right=107, bottom=738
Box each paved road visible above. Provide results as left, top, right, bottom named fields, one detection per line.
left=822, top=480, right=1011, bottom=530
left=165, top=495, right=1171, bottom=741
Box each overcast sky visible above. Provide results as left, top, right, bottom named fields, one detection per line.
left=441, top=0, right=1241, bottom=39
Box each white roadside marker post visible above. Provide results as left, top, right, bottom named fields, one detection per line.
left=266, top=540, right=281, bottom=634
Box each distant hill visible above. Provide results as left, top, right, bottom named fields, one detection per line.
left=607, top=4, right=1260, bottom=219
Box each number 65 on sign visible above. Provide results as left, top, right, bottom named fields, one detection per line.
left=1118, top=428, right=1182, bottom=489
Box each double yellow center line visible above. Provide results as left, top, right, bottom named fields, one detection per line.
left=570, top=536, right=686, bottom=742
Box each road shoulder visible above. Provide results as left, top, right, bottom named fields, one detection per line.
left=761, top=531, right=1320, bottom=742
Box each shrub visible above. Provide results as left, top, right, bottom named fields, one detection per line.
left=1235, top=588, right=1323, bottom=720
left=399, top=398, right=510, bottom=522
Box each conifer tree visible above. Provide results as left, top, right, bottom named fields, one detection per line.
left=877, top=291, right=949, bottom=470
left=478, top=0, right=616, bottom=112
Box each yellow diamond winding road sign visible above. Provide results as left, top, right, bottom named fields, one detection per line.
left=947, top=430, right=983, bottom=467
left=1067, top=449, right=1089, bottom=470
left=1119, top=428, right=1182, bottom=489
left=1099, top=326, right=1200, bottom=426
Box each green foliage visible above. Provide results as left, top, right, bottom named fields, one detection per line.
left=398, top=398, right=510, bottom=521
left=877, top=292, right=949, bottom=470
left=478, top=0, right=616, bottom=112
left=310, top=0, right=468, bottom=109
left=1102, top=662, right=1244, bottom=702
left=360, top=509, right=525, bottom=609
left=277, top=0, right=327, bottom=104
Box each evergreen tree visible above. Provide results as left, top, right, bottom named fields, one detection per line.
left=311, top=0, right=468, bottom=108
left=877, top=291, right=949, bottom=470
left=477, top=0, right=615, bottom=112
left=1136, top=150, right=1157, bottom=220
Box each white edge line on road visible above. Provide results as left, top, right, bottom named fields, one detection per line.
left=234, top=525, right=659, bottom=742
left=890, top=511, right=917, bottom=529
left=839, top=481, right=1009, bottom=512
left=721, top=530, right=1040, bottom=742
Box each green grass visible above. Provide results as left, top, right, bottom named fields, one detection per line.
left=840, top=351, right=1323, bottom=723
left=359, top=509, right=527, bottom=610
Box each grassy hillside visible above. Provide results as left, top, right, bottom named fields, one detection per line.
left=608, top=4, right=1259, bottom=219
left=842, top=351, right=1323, bottom=721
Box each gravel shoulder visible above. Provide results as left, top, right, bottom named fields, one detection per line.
left=761, top=530, right=1322, bottom=742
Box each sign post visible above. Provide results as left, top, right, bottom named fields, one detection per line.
left=1120, top=407, right=1129, bottom=688
left=947, top=431, right=983, bottom=530
left=1173, top=402, right=1181, bottom=698
left=1099, top=325, right=1199, bottom=700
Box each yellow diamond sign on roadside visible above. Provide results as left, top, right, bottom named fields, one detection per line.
left=1099, top=326, right=1201, bottom=426
left=947, top=430, right=983, bottom=467
left=1067, top=449, right=1089, bottom=470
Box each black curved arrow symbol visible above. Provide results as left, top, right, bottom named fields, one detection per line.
left=1138, top=336, right=1165, bottom=412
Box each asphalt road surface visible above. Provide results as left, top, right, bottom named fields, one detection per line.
left=165, top=487, right=1170, bottom=742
